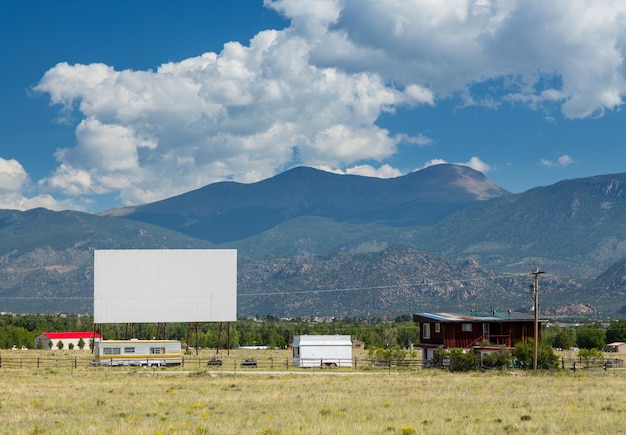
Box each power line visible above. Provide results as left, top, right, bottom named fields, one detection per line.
left=0, top=272, right=531, bottom=300
left=239, top=273, right=528, bottom=297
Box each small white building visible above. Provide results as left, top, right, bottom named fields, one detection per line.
left=292, top=335, right=353, bottom=367
left=34, top=332, right=102, bottom=350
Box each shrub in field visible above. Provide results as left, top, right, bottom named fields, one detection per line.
left=447, top=348, right=477, bottom=372
left=578, top=348, right=603, bottom=366
left=367, top=346, right=415, bottom=362
left=481, top=349, right=512, bottom=370
left=431, top=346, right=449, bottom=368
left=512, top=340, right=558, bottom=369
left=512, top=341, right=532, bottom=369
left=432, top=347, right=477, bottom=371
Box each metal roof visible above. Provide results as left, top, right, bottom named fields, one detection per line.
left=42, top=332, right=102, bottom=339
left=292, top=335, right=353, bottom=346
left=413, top=312, right=546, bottom=322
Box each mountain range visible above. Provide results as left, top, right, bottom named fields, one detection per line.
left=2, top=164, right=626, bottom=318
left=100, top=164, right=509, bottom=243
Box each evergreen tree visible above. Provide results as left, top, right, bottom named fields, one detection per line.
left=605, top=320, right=626, bottom=343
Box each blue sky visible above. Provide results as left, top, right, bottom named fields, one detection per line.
left=1, top=0, right=625, bottom=212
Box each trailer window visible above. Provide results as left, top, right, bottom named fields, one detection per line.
left=103, top=347, right=121, bottom=355
left=150, top=347, right=166, bottom=355
left=124, top=347, right=135, bottom=353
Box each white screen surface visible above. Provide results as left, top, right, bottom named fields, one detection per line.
left=94, top=249, right=237, bottom=323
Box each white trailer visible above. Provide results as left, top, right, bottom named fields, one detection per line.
left=292, top=335, right=353, bottom=368
left=92, top=339, right=183, bottom=367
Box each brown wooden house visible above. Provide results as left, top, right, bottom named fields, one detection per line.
left=413, top=311, right=546, bottom=361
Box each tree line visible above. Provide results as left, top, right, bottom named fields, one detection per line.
left=0, top=314, right=419, bottom=350
left=542, top=321, right=626, bottom=351
left=2, top=313, right=625, bottom=351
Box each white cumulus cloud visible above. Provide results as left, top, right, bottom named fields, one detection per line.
left=422, top=157, right=491, bottom=173
left=540, top=154, right=576, bottom=168
left=0, top=157, right=28, bottom=192
left=35, top=26, right=429, bottom=208
left=0, top=157, right=82, bottom=211
left=32, top=0, right=626, bottom=210
left=318, top=163, right=403, bottom=178
left=269, top=0, right=626, bottom=118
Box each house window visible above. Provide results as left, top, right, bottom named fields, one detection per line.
left=423, top=323, right=431, bottom=339
left=462, top=323, right=473, bottom=332
left=434, top=323, right=440, bottom=333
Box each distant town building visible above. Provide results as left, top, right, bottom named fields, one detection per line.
left=606, top=342, right=626, bottom=353
left=352, top=339, right=365, bottom=350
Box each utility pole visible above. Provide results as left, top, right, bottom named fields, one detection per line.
left=531, top=267, right=545, bottom=370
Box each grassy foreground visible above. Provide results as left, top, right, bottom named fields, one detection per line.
left=1, top=359, right=625, bottom=435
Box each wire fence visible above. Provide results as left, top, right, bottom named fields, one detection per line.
left=0, top=353, right=622, bottom=372
left=0, top=354, right=426, bottom=371
left=0, top=354, right=83, bottom=370
left=560, top=356, right=624, bottom=371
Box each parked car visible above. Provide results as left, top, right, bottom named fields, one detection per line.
left=240, top=358, right=257, bottom=368
left=207, top=357, right=223, bottom=366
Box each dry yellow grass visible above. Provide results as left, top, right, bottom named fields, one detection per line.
left=0, top=350, right=624, bottom=434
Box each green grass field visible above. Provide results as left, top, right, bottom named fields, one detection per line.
left=1, top=349, right=625, bottom=434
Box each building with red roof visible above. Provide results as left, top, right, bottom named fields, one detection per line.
left=34, top=332, right=102, bottom=350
